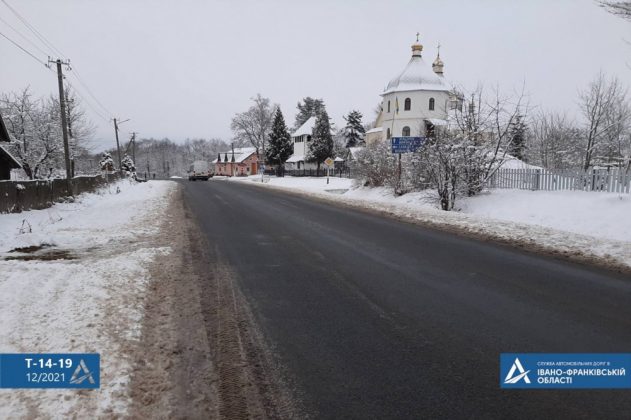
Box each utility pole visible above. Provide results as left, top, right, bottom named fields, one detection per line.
left=113, top=118, right=130, bottom=173
left=49, top=58, right=72, bottom=180
left=130, top=132, right=138, bottom=164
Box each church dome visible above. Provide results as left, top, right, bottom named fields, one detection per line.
left=384, top=39, right=450, bottom=95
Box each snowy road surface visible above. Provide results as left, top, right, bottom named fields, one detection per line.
left=183, top=179, right=631, bottom=419
left=0, top=180, right=175, bottom=418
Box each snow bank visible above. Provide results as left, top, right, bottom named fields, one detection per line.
left=227, top=176, right=631, bottom=269
left=0, top=180, right=176, bottom=418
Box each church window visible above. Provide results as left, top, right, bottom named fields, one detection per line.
left=386, top=128, right=391, bottom=139
left=307, top=135, right=312, bottom=142
left=429, top=98, right=435, bottom=111
left=404, top=98, right=411, bottom=111
left=402, top=126, right=410, bottom=136
left=387, top=101, right=391, bottom=113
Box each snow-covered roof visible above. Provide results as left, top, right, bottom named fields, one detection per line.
left=0, top=144, right=21, bottom=169
left=499, top=156, right=543, bottom=170
left=365, top=127, right=383, bottom=134
left=334, top=156, right=345, bottom=162
left=424, top=118, right=448, bottom=126
left=286, top=154, right=304, bottom=163
left=213, top=147, right=257, bottom=164
left=383, top=46, right=450, bottom=95
left=292, top=116, right=335, bottom=138
left=293, top=116, right=317, bottom=137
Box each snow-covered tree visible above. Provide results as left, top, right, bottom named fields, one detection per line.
left=598, top=1, right=631, bottom=20
left=265, top=107, right=292, bottom=172
left=230, top=94, right=275, bottom=161
left=508, top=113, right=527, bottom=160
left=578, top=73, right=630, bottom=171
left=100, top=152, right=114, bottom=171
left=121, top=154, right=136, bottom=173
left=343, top=110, right=365, bottom=147
left=1, top=87, right=94, bottom=179
left=307, top=109, right=334, bottom=174
left=294, top=97, right=325, bottom=130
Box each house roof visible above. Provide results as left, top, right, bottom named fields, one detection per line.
left=213, top=147, right=257, bottom=163
left=293, top=116, right=317, bottom=137
left=0, top=111, right=11, bottom=142
left=286, top=154, right=304, bottom=163
left=0, top=144, right=21, bottom=169
left=365, top=126, right=383, bottom=134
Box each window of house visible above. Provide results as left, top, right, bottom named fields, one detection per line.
left=402, top=126, right=410, bottom=136
left=404, top=98, right=411, bottom=111
left=307, top=135, right=312, bottom=142
left=429, top=98, right=435, bottom=111
left=387, top=101, right=391, bottom=113
left=386, top=128, right=391, bottom=139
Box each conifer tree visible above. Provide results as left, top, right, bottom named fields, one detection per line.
left=294, top=97, right=325, bottom=129
left=343, top=110, right=366, bottom=147
left=508, top=114, right=527, bottom=161
left=265, top=107, right=293, bottom=174
left=307, top=109, right=334, bottom=174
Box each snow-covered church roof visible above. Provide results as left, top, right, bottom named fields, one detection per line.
left=383, top=40, right=450, bottom=95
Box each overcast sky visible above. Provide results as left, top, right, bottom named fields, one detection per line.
left=1, top=0, right=629, bottom=151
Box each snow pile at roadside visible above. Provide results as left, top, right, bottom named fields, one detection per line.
left=0, top=180, right=176, bottom=418
left=228, top=176, right=631, bottom=269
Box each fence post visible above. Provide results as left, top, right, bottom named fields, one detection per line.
left=535, top=169, right=540, bottom=191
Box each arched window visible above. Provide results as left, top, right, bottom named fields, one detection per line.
left=404, top=98, right=411, bottom=111
left=307, top=135, right=312, bottom=142
left=387, top=100, right=391, bottom=113
left=386, top=128, right=391, bottom=139
left=402, top=126, right=410, bottom=136
left=429, top=97, right=435, bottom=111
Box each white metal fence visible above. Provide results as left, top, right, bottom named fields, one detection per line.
left=487, top=168, right=631, bottom=193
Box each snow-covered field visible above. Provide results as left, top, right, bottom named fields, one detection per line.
left=0, top=180, right=176, bottom=418
left=228, top=175, right=631, bottom=269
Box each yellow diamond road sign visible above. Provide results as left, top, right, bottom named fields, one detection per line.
left=324, top=157, right=334, bottom=168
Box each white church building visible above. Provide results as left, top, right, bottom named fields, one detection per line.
left=366, top=36, right=459, bottom=144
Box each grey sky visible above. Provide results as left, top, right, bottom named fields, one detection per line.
left=1, top=0, right=629, bottom=152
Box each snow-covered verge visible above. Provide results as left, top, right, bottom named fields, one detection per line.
left=0, top=180, right=176, bottom=418
left=227, top=175, right=631, bottom=270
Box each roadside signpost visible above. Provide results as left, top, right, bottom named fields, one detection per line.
left=390, top=136, right=426, bottom=153
left=324, top=157, right=334, bottom=185
left=390, top=137, right=426, bottom=194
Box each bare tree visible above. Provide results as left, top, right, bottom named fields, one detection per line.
left=527, top=111, right=582, bottom=169
left=578, top=73, right=629, bottom=171
left=230, top=94, right=275, bottom=161
left=598, top=1, right=631, bottom=20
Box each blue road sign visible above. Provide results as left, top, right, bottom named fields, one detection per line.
left=390, top=136, right=426, bottom=153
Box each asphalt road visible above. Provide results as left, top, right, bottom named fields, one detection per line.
left=182, top=179, right=631, bottom=419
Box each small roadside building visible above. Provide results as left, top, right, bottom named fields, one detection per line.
left=213, top=147, right=258, bottom=176
left=0, top=112, right=21, bottom=180
left=286, top=116, right=317, bottom=170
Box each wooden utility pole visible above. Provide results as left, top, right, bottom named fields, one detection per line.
left=49, top=58, right=72, bottom=180
left=113, top=118, right=122, bottom=172
left=130, top=132, right=138, bottom=163
left=113, top=118, right=130, bottom=172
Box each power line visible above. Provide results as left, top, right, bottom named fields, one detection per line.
left=0, top=13, right=50, bottom=57
left=69, top=69, right=113, bottom=118
left=1, top=0, right=66, bottom=59
left=66, top=80, right=110, bottom=123
left=0, top=29, right=49, bottom=68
